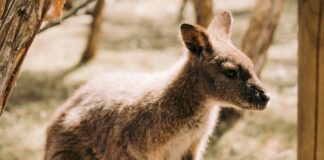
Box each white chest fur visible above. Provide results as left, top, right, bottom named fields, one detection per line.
left=161, top=106, right=219, bottom=160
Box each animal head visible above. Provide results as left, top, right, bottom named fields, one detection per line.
left=180, top=11, right=269, bottom=110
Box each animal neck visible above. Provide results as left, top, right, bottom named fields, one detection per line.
left=159, top=56, right=209, bottom=117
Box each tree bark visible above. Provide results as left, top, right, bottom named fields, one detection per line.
left=79, top=0, right=104, bottom=64
left=177, top=0, right=189, bottom=23
left=215, top=0, right=285, bottom=139
left=0, top=0, right=53, bottom=116
left=242, top=0, right=285, bottom=76
left=192, top=0, right=213, bottom=28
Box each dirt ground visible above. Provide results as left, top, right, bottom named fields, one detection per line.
left=0, top=0, right=297, bottom=159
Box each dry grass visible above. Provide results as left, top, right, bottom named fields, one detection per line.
left=0, top=0, right=297, bottom=159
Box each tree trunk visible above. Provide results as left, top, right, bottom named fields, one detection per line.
left=242, top=0, right=285, bottom=76
left=215, top=0, right=285, bottom=139
left=192, top=0, right=213, bottom=28
left=79, top=0, right=104, bottom=64
left=0, top=0, right=53, bottom=116
left=177, top=0, right=189, bottom=23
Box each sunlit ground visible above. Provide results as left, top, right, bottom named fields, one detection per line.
left=0, top=0, right=297, bottom=159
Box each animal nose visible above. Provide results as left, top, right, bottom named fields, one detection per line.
left=248, top=83, right=270, bottom=103
left=259, top=93, right=270, bottom=103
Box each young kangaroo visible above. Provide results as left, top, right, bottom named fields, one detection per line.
left=45, top=11, right=269, bottom=160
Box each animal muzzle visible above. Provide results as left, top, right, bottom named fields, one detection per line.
left=247, top=84, right=270, bottom=109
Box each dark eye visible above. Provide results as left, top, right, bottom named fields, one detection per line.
left=224, top=69, right=238, bottom=79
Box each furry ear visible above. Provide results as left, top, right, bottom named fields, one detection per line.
left=208, top=11, right=233, bottom=39
left=180, top=23, right=210, bottom=58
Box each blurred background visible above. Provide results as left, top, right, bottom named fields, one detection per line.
left=0, top=0, right=297, bottom=159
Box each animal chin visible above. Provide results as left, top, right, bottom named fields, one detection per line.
left=243, top=103, right=267, bottom=110
left=210, top=99, right=267, bottom=111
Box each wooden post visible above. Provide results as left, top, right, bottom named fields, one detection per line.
left=298, top=0, right=324, bottom=160
left=79, top=0, right=104, bottom=64
left=0, top=0, right=53, bottom=116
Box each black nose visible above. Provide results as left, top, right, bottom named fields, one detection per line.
left=259, top=93, right=270, bottom=103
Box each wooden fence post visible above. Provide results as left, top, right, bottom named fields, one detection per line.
left=298, top=0, right=324, bottom=159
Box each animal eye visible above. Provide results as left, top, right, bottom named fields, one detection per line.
left=224, top=69, right=238, bottom=79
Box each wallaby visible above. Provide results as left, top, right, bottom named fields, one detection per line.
left=45, top=11, right=269, bottom=160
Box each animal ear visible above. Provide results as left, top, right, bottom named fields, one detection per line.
left=208, top=11, right=233, bottom=39
left=180, top=23, right=211, bottom=58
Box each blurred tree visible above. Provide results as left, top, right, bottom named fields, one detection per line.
left=192, top=0, right=213, bottom=27
left=177, top=0, right=189, bottom=23
left=37, top=0, right=101, bottom=64
left=241, top=0, right=285, bottom=76
left=79, top=0, right=105, bottom=64
left=177, top=0, right=214, bottom=27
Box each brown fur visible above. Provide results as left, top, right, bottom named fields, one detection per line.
left=45, top=11, right=269, bottom=160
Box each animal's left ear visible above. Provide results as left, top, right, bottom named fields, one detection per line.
left=180, top=23, right=212, bottom=58
left=208, top=11, right=233, bottom=39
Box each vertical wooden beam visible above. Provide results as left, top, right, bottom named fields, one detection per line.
left=298, top=0, right=324, bottom=159
left=316, top=1, right=324, bottom=159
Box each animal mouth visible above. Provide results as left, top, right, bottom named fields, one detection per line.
left=252, top=103, right=267, bottom=110
left=244, top=94, right=270, bottom=110
left=240, top=102, right=267, bottom=110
